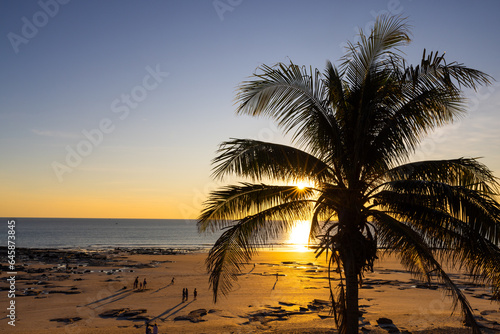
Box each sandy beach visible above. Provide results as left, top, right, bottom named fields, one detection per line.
left=1, top=248, right=499, bottom=333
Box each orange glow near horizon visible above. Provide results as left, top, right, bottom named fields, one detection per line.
left=0, top=187, right=198, bottom=219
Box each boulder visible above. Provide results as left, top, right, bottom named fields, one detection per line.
left=50, top=317, right=82, bottom=323
left=174, top=309, right=208, bottom=323
left=377, top=317, right=394, bottom=325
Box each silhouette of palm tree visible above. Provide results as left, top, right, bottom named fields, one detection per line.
left=199, top=15, right=500, bottom=334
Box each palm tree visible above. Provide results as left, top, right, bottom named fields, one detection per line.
left=198, top=15, right=500, bottom=334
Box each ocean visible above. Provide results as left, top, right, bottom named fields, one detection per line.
left=0, top=218, right=299, bottom=251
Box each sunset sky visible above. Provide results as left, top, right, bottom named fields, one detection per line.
left=1, top=0, right=500, bottom=219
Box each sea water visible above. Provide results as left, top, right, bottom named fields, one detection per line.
left=0, top=218, right=294, bottom=250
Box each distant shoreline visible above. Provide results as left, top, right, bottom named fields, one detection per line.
left=0, top=243, right=314, bottom=255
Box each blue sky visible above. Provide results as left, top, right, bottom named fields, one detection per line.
left=1, top=0, right=499, bottom=218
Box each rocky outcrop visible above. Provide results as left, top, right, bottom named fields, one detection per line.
left=174, top=309, right=208, bottom=323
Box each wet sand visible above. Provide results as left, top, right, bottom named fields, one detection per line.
left=1, top=248, right=499, bottom=333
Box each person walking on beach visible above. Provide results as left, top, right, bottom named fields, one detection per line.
left=152, top=323, right=158, bottom=334
left=171, top=277, right=175, bottom=284
left=143, top=278, right=147, bottom=290
left=194, top=288, right=197, bottom=299
left=182, top=288, right=186, bottom=302
left=139, top=282, right=143, bottom=290
left=133, top=276, right=139, bottom=289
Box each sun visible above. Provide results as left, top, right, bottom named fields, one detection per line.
left=294, top=180, right=313, bottom=190
left=296, top=182, right=306, bottom=190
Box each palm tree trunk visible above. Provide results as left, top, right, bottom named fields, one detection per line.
left=343, top=253, right=359, bottom=334
left=337, top=209, right=362, bottom=334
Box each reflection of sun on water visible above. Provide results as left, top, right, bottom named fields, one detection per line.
left=287, top=220, right=312, bottom=252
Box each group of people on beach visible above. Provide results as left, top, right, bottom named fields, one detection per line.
left=145, top=322, right=158, bottom=334
left=131, top=275, right=198, bottom=333
left=133, top=276, right=147, bottom=290
left=182, top=287, right=197, bottom=302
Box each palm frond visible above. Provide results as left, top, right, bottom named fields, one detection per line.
left=365, top=46, right=492, bottom=172
left=377, top=179, right=500, bottom=243
left=386, top=158, right=498, bottom=192
left=372, top=212, right=481, bottom=333
left=236, top=62, right=342, bottom=160
left=404, top=49, right=493, bottom=91
left=205, top=200, right=313, bottom=302
left=373, top=183, right=500, bottom=293
left=340, top=14, right=411, bottom=89
left=212, top=139, right=335, bottom=183
left=198, top=183, right=315, bottom=233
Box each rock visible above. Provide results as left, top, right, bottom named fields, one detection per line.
left=307, top=299, right=331, bottom=312
left=121, top=309, right=147, bottom=317
left=318, top=313, right=334, bottom=319
left=128, top=315, right=150, bottom=321
left=174, top=309, right=208, bottom=323
left=377, top=317, right=393, bottom=325
left=278, top=301, right=296, bottom=306
left=99, top=308, right=148, bottom=321
left=308, top=305, right=319, bottom=311
left=100, top=308, right=129, bottom=317
left=415, top=284, right=438, bottom=290
left=48, top=290, right=81, bottom=294
left=50, top=317, right=82, bottom=323
left=312, top=299, right=330, bottom=305
left=189, top=309, right=208, bottom=317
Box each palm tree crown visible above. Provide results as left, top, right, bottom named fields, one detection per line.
left=198, top=15, right=500, bottom=334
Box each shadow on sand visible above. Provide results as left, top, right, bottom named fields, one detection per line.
left=151, top=282, right=174, bottom=294
left=150, top=300, right=195, bottom=322
left=82, top=289, right=135, bottom=309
